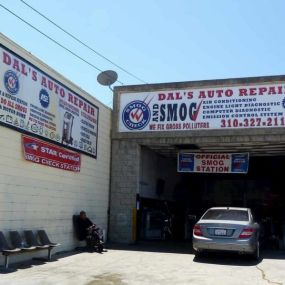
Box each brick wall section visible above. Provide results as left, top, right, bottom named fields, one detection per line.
left=0, top=106, right=111, bottom=263
left=0, top=34, right=111, bottom=264
left=109, top=140, right=140, bottom=243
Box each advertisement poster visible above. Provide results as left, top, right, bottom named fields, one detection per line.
left=119, top=83, right=285, bottom=132
left=0, top=45, right=98, bottom=158
left=177, top=153, right=249, bottom=174
left=22, top=135, right=81, bottom=172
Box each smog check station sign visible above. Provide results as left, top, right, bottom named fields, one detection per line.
left=22, top=135, right=81, bottom=172
left=177, top=153, right=249, bottom=174
left=119, top=84, right=285, bottom=132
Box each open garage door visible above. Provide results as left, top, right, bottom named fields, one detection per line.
left=138, top=144, right=285, bottom=250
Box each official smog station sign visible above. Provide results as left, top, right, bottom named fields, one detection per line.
left=177, top=153, right=249, bottom=174
left=22, top=135, right=81, bottom=172
left=0, top=45, right=98, bottom=158
left=119, top=83, right=285, bottom=132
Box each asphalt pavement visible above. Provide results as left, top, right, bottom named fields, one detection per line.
left=0, top=242, right=284, bottom=285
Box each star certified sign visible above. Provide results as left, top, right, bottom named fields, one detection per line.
left=22, top=135, right=81, bottom=172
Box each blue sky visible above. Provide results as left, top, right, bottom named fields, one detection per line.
left=1, top=0, right=285, bottom=107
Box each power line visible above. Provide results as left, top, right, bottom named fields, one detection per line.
left=0, top=3, right=124, bottom=85
left=20, top=0, right=148, bottom=84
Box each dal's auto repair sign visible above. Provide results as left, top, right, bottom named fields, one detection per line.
left=0, top=45, right=98, bottom=158
left=22, top=135, right=81, bottom=172
left=177, top=153, right=249, bottom=174
left=119, top=84, right=285, bottom=132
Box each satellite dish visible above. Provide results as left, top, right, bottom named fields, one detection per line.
left=97, top=70, right=118, bottom=87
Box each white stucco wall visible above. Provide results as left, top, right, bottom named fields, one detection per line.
left=0, top=34, right=111, bottom=264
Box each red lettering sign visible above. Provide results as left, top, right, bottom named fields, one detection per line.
left=22, top=135, right=81, bottom=172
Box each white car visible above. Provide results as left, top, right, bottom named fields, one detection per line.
left=192, top=207, right=260, bottom=260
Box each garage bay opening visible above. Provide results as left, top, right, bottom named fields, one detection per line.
left=138, top=146, right=285, bottom=251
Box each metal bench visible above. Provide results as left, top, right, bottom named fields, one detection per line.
left=24, top=230, right=50, bottom=250
left=9, top=231, right=36, bottom=251
left=37, top=230, right=60, bottom=260
left=0, top=230, right=60, bottom=270
left=10, top=230, right=60, bottom=257
left=0, top=231, right=21, bottom=270
left=23, top=230, right=52, bottom=260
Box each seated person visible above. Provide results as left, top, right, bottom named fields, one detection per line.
left=76, top=211, right=104, bottom=252
left=77, top=210, right=94, bottom=241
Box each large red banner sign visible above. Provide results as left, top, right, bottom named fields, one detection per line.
left=22, top=135, right=81, bottom=172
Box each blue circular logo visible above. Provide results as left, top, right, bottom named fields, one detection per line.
left=122, top=100, right=151, bottom=130
left=4, top=70, right=19, bottom=95
left=39, top=89, right=50, bottom=108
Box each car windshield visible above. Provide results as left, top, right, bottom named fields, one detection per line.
left=202, top=209, right=249, bottom=221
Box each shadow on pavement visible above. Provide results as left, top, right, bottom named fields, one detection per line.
left=107, top=241, right=285, bottom=265
left=0, top=246, right=110, bottom=274
left=1, top=242, right=283, bottom=274
left=193, top=251, right=263, bottom=266
left=0, top=250, right=80, bottom=274
left=0, top=267, right=18, bottom=274
left=193, top=249, right=285, bottom=266
left=107, top=240, right=194, bottom=255
left=0, top=259, right=46, bottom=274
left=260, top=249, right=285, bottom=260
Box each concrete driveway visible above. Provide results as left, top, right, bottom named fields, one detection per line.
left=0, top=243, right=284, bottom=285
